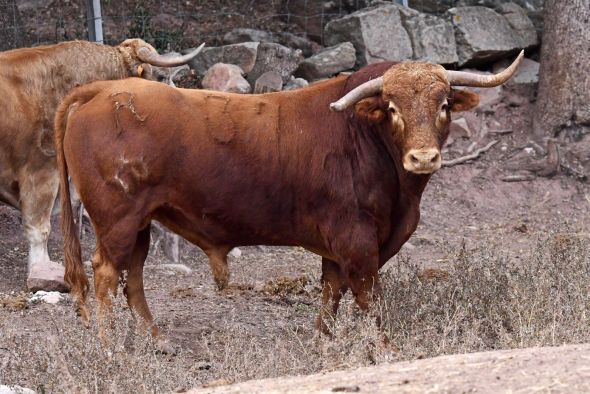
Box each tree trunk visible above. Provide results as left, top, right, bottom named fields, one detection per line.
left=534, top=0, right=590, bottom=139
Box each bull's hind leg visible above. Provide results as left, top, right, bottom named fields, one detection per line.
left=316, top=258, right=349, bottom=335
left=204, top=246, right=231, bottom=290
left=122, top=226, right=157, bottom=335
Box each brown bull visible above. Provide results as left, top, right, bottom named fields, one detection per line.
left=55, top=53, right=523, bottom=338
left=0, top=39, right=202, bottom=291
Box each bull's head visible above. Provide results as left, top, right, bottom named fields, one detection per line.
left=330, top=51, right=524, bottom=175
left=116, top=38, right=204, bottom=82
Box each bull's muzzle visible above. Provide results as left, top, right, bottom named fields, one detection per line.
left=403, top=148, right=441, bottom=174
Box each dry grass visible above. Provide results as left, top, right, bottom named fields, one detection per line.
left=0, top=231, right=589, bottom=391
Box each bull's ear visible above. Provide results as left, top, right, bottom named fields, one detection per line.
left=354, top=97, right=386, bottom=124
left=451, top=89, right=480, bottom=112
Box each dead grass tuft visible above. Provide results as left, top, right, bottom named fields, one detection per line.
left=0, top=296, right=199, bottom=393
left=0, top=292, right=28, bottom=311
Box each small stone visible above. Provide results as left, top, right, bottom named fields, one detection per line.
left=202, top=63, right=251, bottom=94
left=27, top=261, right=69, bottom=293
left=284, top=77, right=309, bottom=91
left=149, top=264, right=192, bottom=275
left=0, top=385, right=36, bottom=394
left=229, top=248, right=242, bottom=258
left=29, top=291, right=63, bottom=305
left=254, top=71, right=283, bottom=94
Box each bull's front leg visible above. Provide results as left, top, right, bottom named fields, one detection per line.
left=20, top=167, right=68, bottom=292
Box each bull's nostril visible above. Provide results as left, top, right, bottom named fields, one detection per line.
left=410, top=154, right=420, bottom=164
left=431, top=153, right=440, bottom=163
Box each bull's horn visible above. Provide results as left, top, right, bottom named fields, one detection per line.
left=330, top=77, right=383, bottom=112
left=137, top=43, right=205, bottom=67
left=446, top=50, right=524, bottom=87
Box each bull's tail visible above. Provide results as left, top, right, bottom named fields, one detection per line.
left=54, top=86, right=102, bottom=323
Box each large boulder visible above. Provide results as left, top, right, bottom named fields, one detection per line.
left=497, top=2, right=539, bottom=49
left=399, top=7, right=458, bottom=64
left=246, top=43, right=304, bottom=85
left=447, top=6, right=537, bottom=66
left=324, top=3, right=413, bottom=67
left=406, top=0, right=544, bottom=31
left=202, top=63, right=251, bottom=94
left=188, top=42, right=259, bottom=76
left=295, top=42, right=356, bottom=81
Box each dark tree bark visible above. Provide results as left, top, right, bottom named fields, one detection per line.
left=534, top=0, right=590, bottom=138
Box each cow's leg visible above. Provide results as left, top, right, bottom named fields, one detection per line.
left=204, top=246, right=231, bottom=290
left=122, top=226, right=156, bottom=334
left=19, top=168, right=66, bottom=292
left=316, top=257, right=349, bottom=335
left=92, top=242, right=120, bottom=340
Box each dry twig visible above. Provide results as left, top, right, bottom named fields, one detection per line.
left=442, top=140, right=499, bottom=167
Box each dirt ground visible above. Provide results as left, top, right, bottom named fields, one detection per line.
left=188, top=343, right=590, bottom=393
left=0, top=83, right=589, bottom=390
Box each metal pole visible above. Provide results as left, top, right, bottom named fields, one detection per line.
left=86, top=0, right=103, bottom=43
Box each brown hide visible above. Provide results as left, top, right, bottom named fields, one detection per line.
left=56, top=62, right=481, bottom=334
left=0, top=39, right=196, bottom=275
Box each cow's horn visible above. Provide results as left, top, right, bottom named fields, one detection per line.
left=137, top=43, right=205, bottom=67
left=330, top=77, right=383, bottom=112
left=446, top=50, right=524, bottom=87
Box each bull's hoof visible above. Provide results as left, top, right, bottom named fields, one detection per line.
left=27, top=261, right=70, bottom=293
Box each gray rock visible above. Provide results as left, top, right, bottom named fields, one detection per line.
left=399, top=7, right=458, bottom=64
left=447, top=6, right=536, bottom=66
left=295, top=42, right=356, bottom=81
left=277, top=32, right=318, bottom=57
left=188, top=42, right=259, bottom=76
left=27, top=260, right=69, bottom=293
left=29, top=291, right=64, bottom=305
left=254, top=71, right=283, bottom=94
left=493, top=57, right=539, bottom=85
left=152, top=51, right=190, bottom=87
left=247, top=43, right=304, bottom=85
left=497, top=3, right=539, bottom=49
left=284, top=77, right=309, bottom=91
left=0, top=385, right=36, bottom=394
left=223, top=28, right=276, bottom=44
left=202, top=63, right=251, bottom=94
left=324, top=4, right=413, bottom=67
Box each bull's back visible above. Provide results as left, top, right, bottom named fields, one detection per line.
left=62, top=78, right=350, bottom=248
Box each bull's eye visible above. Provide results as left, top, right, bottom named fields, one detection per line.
left=441, top=100, right=449, bottom=112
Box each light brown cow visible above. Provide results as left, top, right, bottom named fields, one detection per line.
left=55, top=53, right=523, bottom=340
left=0, top=39, right=202, bottom=291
